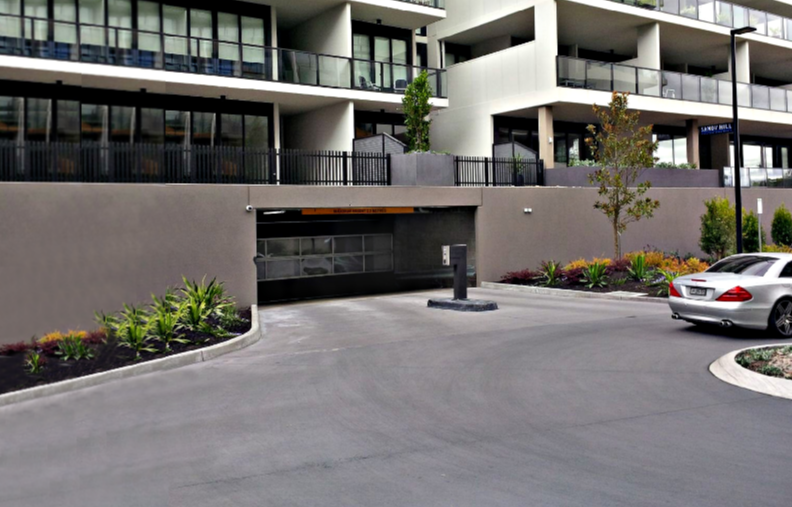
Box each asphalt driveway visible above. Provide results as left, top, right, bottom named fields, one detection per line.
left=1, top=289, right=790, bottom=507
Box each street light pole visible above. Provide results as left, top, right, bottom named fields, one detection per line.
left=731, top=26, right=756, bottom=254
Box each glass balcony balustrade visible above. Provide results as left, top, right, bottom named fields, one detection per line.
left=0, top=13, right=447, bottom=98
left=557, top=56, right=792, bottom=113
left=614, top=0, right=792, bottom=41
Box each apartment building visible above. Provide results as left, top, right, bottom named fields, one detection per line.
left=0, top=0, right=447, bottom=157
left=428, top=0, right=792, bottom=173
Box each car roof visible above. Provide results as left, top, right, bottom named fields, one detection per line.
left=724, top=253, right=792, bottom=260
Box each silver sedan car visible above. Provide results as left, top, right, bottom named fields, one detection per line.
left=669, top=253, right=792, bottom=336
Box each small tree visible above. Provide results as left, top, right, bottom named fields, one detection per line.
left=742, top=210, right=766, bottom=253
left=586, top=92, right=660, bottom=258
left=699, top=196, right=735, bottom=260
left=402, top=71, right=433, bottom=152
left=772, top=204, right=792, bottom=247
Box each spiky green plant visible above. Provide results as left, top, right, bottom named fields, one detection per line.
left=55, top=333, right=94, bottom=361
left=581, top=261, right=609, bottom=288
left=537, top=261, right=564, bottom=287
left=147, top=307, right=187, bottom=352
left=118, top=320, right=158, bottom=359
left=24, top=351, right=46, bottom=374
left=651, top=269, right=679, bottom=297
left=181, top=276, right=228, bottom=314
left=628, top=254, right=653, bottom=282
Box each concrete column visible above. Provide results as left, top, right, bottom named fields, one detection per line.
left=538, top=106, right=555, bottom=169
left=273, top=103, right=281, bottom=150
left=286, top=3, right=352, bottom=57
left=686, top=119, right=699, bottom=168
left=636, top=23, right=661, bottom=70
left=710, top=133, right=731, bottom=171
left=727, top=40, right=750, bottom=82
left=535, top=0, right=558, bottom=91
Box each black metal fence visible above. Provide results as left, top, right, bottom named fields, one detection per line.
left=455, top=156, right=545, bottom=187
left=0, top=142, right=391, bottom=186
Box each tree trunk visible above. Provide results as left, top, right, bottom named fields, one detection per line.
left=613, top=219, right=620, bottom=259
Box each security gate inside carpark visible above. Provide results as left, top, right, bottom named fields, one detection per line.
left=255, top=207, right=476, bottom=304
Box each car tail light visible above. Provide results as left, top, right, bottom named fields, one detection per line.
left=716, top=286, right=753, bottom=302
left=669, top=282, right=682, bottom=298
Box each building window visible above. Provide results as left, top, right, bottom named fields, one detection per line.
left=654, top=134, right=688, bottom=166
left=444, top=42, right=470, bottom=66
left=256, top=234, right=394, bottom=281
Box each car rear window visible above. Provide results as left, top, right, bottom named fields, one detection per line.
left=706, top=256, right=778, bottom=276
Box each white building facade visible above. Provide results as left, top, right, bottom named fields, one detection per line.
left=428, top=0, right=792, bottom=172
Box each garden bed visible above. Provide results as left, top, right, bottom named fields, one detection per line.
left=501, top=251, right=710, bottom=298
left=0, top=277, right=251, bottom=396
left=736, top=346, right=792, bottom=380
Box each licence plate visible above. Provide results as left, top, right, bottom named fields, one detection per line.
left=689, top=287, right=707, bottom=297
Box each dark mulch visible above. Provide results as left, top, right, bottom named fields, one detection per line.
left=505, top=271, right=668, bottom=298
left=0, top=307, right=252, bottom=396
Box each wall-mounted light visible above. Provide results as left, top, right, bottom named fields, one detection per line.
left=524, top=208, right=533, bottom=214
left=548, top=137, right=553, bottom=144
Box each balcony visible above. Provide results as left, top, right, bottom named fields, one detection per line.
left=558, top=56, right=792, bottom=112
left=0, top=14, right=447, bottom=98
left=607, top=0, right=792, bottom=42
left=396, top=0, right=445, bottom=8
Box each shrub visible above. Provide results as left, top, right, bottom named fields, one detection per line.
left=628, top=254, right=652, bottom=282
left=742, top=210, right=766, bottom=253
left=537, top=261, right=565, bottom=287
left=0, top=341, right=31, bottom=356
left=763, top=244, right=792, bottom=253
left=772, top=204, right=792, bottom=247
left=607, top=258, right=631, bottom=273
left=759, top=365, right=784, bottom=378
left=148, top=307, right=187, bottom=352
left=581, top=262, right=609, bottom=288
left=500, top=269, right=539, bottom=285
left=118, top=321, right=157, bottom=359
left=55, top=334, right=95, bottom=361
left=682, top=258, right=709, bottom=275
left=700, top=196, right=735, bottom=260
left=564, top=259, right=590, bottom=271
left=565, top=267, right=585, bottom=283
left=40, top=330, right=87, bottom=344
left=651, top=268, right=679, bottom=297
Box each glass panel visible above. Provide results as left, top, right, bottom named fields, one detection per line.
left=749, top=168, right=766, bottom=186
left=164, top=110, right=188, bottom=145
left=568, top=134, right=581, bottom=162
left=750, top=10, right=767, bottom=35
left=752, top=85, right=769, bottom=109
left=679, top=0, right=697, bottom=18
left=79, top=0, right=103, bottom=26
left=787, top=19, right=792, bottom=42
left=54, top=0, right=77, bottom=50
left=698, top=0, right=714, bottom=22
left=701, top=77, right=718, bottom=103
left=0, top=0, right=21, bottom=40
left=767, top=168, right=783, bottom=187
left=681, top=74, right=699, bottom=101
left=266, top=259, right=299, bottom=279
left=241, top=16, right=265, bottom=72
left=612, top=64, right=635, bottom=93
left=744, top=144, right=762, bottom=167
left=512, top=129, right=529, bottom=147
left=334, top=236, right=363, bottom=254
left=301, top=237, right=332, bottom=255
left=365, top=253, right=393, bottom=271
left=392, top=39, right=408, bottom=87
left=218, top=12, right=239, bottom=68
left=771, top=88, right=787, bottom=111
left=554, top=133, right=567, bottom=163
left=662, top=72, right=681, bottom=98
left=715, top=1, right=732, bottom=27
left=266, top=238, right=299, bottom=257
left=108, top=0, right=132, bottom=49
left=190, top=9, right=212, bottom=60
left=558, top=57, right=586, bottom=88
left=353, top=34, right=370, bottom=59
left=374, top=37, right=390, bottom=88
left=220, top=114, right=243, bottom=147
left=392, top=39, right=407, bottom=64
left=0, top=96, right=22, bottom=142
left=138, top=1, right=161, bottom=52
left=163, top=5, right=187, bottom=59
left=80, top=103, right=107, bottom=142
left=737, top=82, right=750, bottom=107
left=25, top=0, right=48, bottom=42
left=718, top=79, right=732, bottom=105
left=244, top=115, right=268, bottom=149
left=283, top=50, right=317, bottom=85
left=334, top=256, right=364, bottom=274
left=79, top=0, right=104, bottom=51
left=110, top=106, right=134, bottom=143
left=782, top=147, right=789, bottom=169
left=733, top=6, right=747, bottom=28
left=661, top=0, right=678, bottom=14
left=365, top=235, right=391, bottom=252
left=768, top=13, right=783, bottom=38
left=26, top=97, right=50, bottom=141
left=301, top=257, right=332, bottom=277
left=586, top=61, right=611, bottom=91
left=140, top=108, right=163, bottom=144
left=192, top=111, right=215, bottom=146
left=637, top=68, right=660, bottom=96
left=56, top=100, right=80, bottom=142
left=764, top=146, right=773, bottom=168
left=655, top=136, right=674, bottom=164
left=673, top=137, right=688, bottom=165
left=319, top=55, right=350, bottom=88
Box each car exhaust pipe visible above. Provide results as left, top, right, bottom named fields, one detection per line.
left=671, top=313, right=681, bottom=320
left=719, top=320, right=733, bottom=328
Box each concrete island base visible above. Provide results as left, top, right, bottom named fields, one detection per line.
left=427, top=298, right=499, bottom=312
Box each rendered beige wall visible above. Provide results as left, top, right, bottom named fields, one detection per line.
left=283, top=101, right=355, bottom=151
left=475, top=187, right=792, bottom=283
left=0, top=184, right=256, bottom=345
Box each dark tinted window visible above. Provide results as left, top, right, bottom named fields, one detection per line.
left=706, top=256, right=777, bottom=276
left=780, top=262, right=792, bottom=278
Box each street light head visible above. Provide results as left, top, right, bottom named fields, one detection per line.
left=732, top=26, right=757, bottom=35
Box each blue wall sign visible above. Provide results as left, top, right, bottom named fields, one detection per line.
left=700, top=123, right=733, bottom=136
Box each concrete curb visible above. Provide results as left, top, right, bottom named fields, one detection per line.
left=481, top=282, right=668, bottom=305
left=710, top=344, right=792, bottom=401
left=0, top=306, right=260, bottom=409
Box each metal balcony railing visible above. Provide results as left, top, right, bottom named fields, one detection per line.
left=609, top=0, right=792, bottom=42
left=396, top=0, right=445, bottom=8
left=558, top=56, right=792, bottom=113
left=0, top=13, right=447, bottom=98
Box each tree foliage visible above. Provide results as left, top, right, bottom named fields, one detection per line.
left=742, top=210, right=766, bottom=253
left=772, top=204, right=792, bottom=247
left=586, top=92, right=660, bottom=258
left=402, top=71, right=433, bottom=152
left=699, top=196, right=735, bottom=259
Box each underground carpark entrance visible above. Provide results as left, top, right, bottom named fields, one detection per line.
left=255, top=207, right=476, bottom=304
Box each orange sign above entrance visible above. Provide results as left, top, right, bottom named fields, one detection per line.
left=302, top=207, right=415, bottom=216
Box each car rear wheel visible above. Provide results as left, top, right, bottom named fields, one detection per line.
left=769, top=299, right=792, bottom=338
